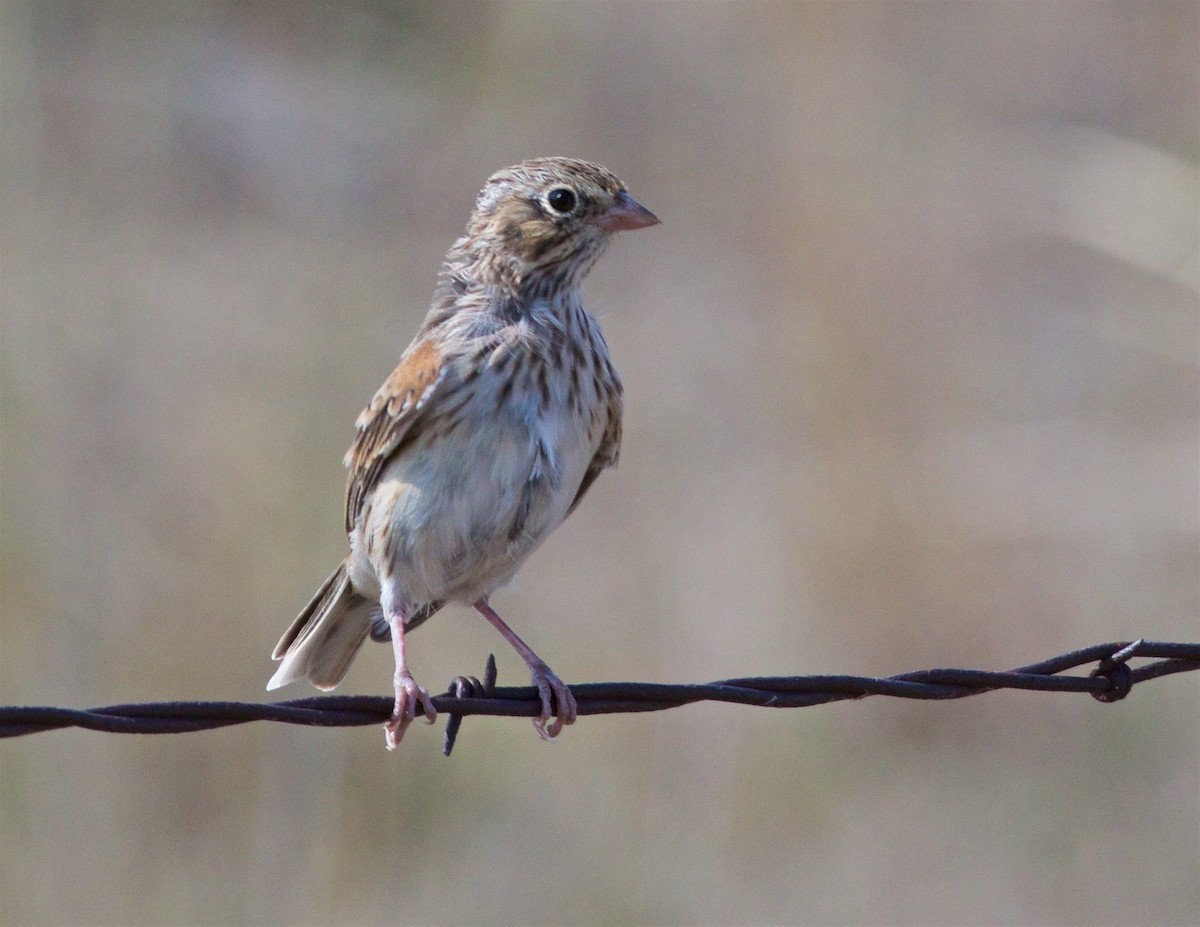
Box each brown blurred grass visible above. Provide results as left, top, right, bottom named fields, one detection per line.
left=1, top=2, right=1197, bottom=925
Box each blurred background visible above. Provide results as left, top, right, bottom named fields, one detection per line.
left=1, top=2, right=1196, bottom=924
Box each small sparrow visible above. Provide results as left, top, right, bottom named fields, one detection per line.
left=268, top=157, right=659, bottom=748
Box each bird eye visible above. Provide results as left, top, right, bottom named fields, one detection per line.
left=546, top=187, right=577, bottom=214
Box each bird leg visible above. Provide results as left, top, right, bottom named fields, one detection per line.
left=383, top=611, right=437, bottom=750
left=474, top=598, right=577, bottom=741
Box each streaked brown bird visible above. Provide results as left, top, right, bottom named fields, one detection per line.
left=268, top=157, right=659, bottom=748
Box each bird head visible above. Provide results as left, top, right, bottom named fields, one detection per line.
left=464, top=157, right=659, bottom=295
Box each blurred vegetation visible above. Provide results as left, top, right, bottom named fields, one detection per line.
left=1, top=2, right=1196, bottom=925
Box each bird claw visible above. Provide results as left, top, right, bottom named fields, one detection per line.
left=384, top=671, right=437, bottom=750
left=529, top=660, right=577, bottom=742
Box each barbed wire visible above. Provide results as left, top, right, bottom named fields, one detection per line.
left=2, top=639, right=1196, bottom=755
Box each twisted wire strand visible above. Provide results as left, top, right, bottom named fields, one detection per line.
left=2, top=640, right=1196, bottom=755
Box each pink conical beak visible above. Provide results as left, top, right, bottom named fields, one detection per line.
left=597, top=190, right=660, bottom=232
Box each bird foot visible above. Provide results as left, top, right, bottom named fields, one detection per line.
left=528, top=659, right=577, bottom=742
left=384, top=670, right=437, bottom=750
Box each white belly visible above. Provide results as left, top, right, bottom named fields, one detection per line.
left=347, top=397, right=595, bottom=610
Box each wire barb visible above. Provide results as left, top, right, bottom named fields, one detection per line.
left=1089, top=637, right=1143, bottom=703
left=1, top=640, right=1196, bottom=749
left=443, top=654, right=498, bottom=756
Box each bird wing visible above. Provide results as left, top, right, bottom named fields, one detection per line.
left=566, top=383, right=624, bottom=517
left=344, top=337, right=446, bottom=532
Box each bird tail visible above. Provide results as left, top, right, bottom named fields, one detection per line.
left=267, top=564, right=372, bottom=692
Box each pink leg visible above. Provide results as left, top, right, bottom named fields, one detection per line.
left=474, top=598, right=577, bottom=741
left=383, top=611, right=436, bottom=750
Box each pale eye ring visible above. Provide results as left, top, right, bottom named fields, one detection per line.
left=545, top=187, right=577, bottom=214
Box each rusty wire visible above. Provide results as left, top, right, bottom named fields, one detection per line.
left=1, top=639, right=1196, bottom=755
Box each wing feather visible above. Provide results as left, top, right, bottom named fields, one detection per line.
left=566, top=382, right=623, bottom=517
left=344, top=338, right=445, bottom=532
